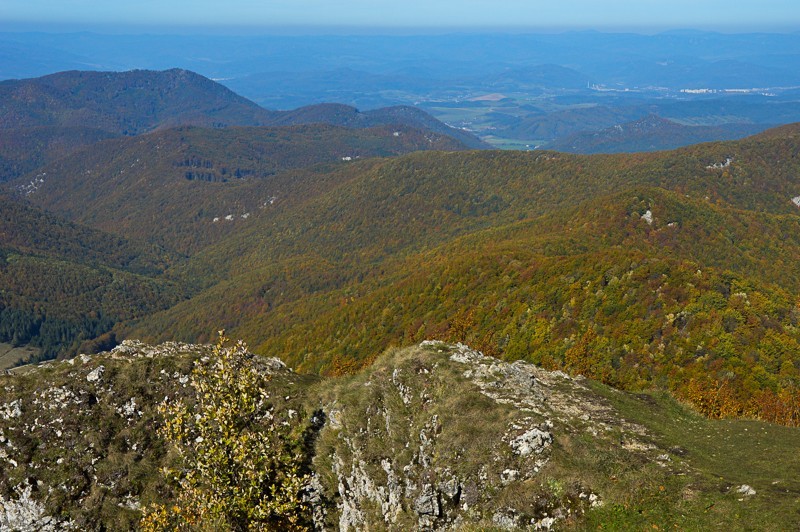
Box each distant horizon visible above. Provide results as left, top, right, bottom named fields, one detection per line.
left=1, top=22, right=799, bottom=37
left=2, top=0, right=799, bottom=36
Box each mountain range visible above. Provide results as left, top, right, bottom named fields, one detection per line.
left=3, top=75, right=799, bottom=425
left=0, top=68, right=486, bottom=182
left=4, top=31, right=800, bottom=153
left=0, top=64, right=799, bottom=529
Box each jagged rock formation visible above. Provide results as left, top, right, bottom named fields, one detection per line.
left=309, top=341, right=661, bottom=530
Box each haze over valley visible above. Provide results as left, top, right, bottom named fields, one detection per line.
left=3, top=31, right=800, bottom=151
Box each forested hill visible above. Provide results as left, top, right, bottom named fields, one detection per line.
left=0, top=69, right=485, bottom=144
left=0, top=68, right=273, bottom=134
left=0, top=68, right=276, bottom=182
left=123, top=124, right=800, bottom=425
left=8, top=122, right=472, bottom=254
left=547, top=114, right=766, bottom=154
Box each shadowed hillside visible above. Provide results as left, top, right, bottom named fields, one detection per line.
left=9, top=123, right=471, bottom=254
left=0, top=126, right=116, bottom=181
left=0, top=195, right=181, bottom=361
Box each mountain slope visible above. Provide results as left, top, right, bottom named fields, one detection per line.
left=0, top=194, right=173, bottom=275
left=547, top=114, right=767, bottom=154
left=122, top=125, right=800, bottom=423
left=249, top=188, right=800, bottom=417
left=9, top=123, right=471, bottom=254
left=0, top=195, right=181, bottom=362
left=161, top=124, right=800, bottom=295
left=6, top=114, right=800, bottom=424
left=263, top=103, right=490, bottom=149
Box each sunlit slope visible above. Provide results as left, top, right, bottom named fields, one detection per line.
left=125, top=127, right=800, bottom=423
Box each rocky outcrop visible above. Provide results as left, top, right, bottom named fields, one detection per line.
left=0, top=485, right=73, bottom=531
left=309, top=341, right=659, bottom=530
left=0, top=339, right=681, bottom=530
left=0, top=340, right=302, bottom=530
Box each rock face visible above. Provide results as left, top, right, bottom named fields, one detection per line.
left=0, top=339, right=664, bottom=530
left=309, top=341, right=656, bottom=530
left=0, top=485, right=72, bottom=532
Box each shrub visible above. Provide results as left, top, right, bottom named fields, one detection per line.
left=140, top=332, right=310, bottom=531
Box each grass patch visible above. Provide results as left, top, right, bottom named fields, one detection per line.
left=0, top=342, right=39, bottom=370
left=584, top=382, right=800, bottom=529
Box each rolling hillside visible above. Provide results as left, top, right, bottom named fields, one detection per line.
left=9, top=123, right=472, bottom=254
left=120, top=126, right=800, bottom=424
left=547, top=114, right=767, bottom=154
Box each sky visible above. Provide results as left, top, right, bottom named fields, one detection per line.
left=2, top=0, right=800, bottom=33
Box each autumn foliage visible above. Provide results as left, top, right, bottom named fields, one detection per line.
left=140, top=333, right=311, bottom=530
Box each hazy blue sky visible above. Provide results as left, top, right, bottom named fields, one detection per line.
left=3, top=0, right=799, bottom=32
